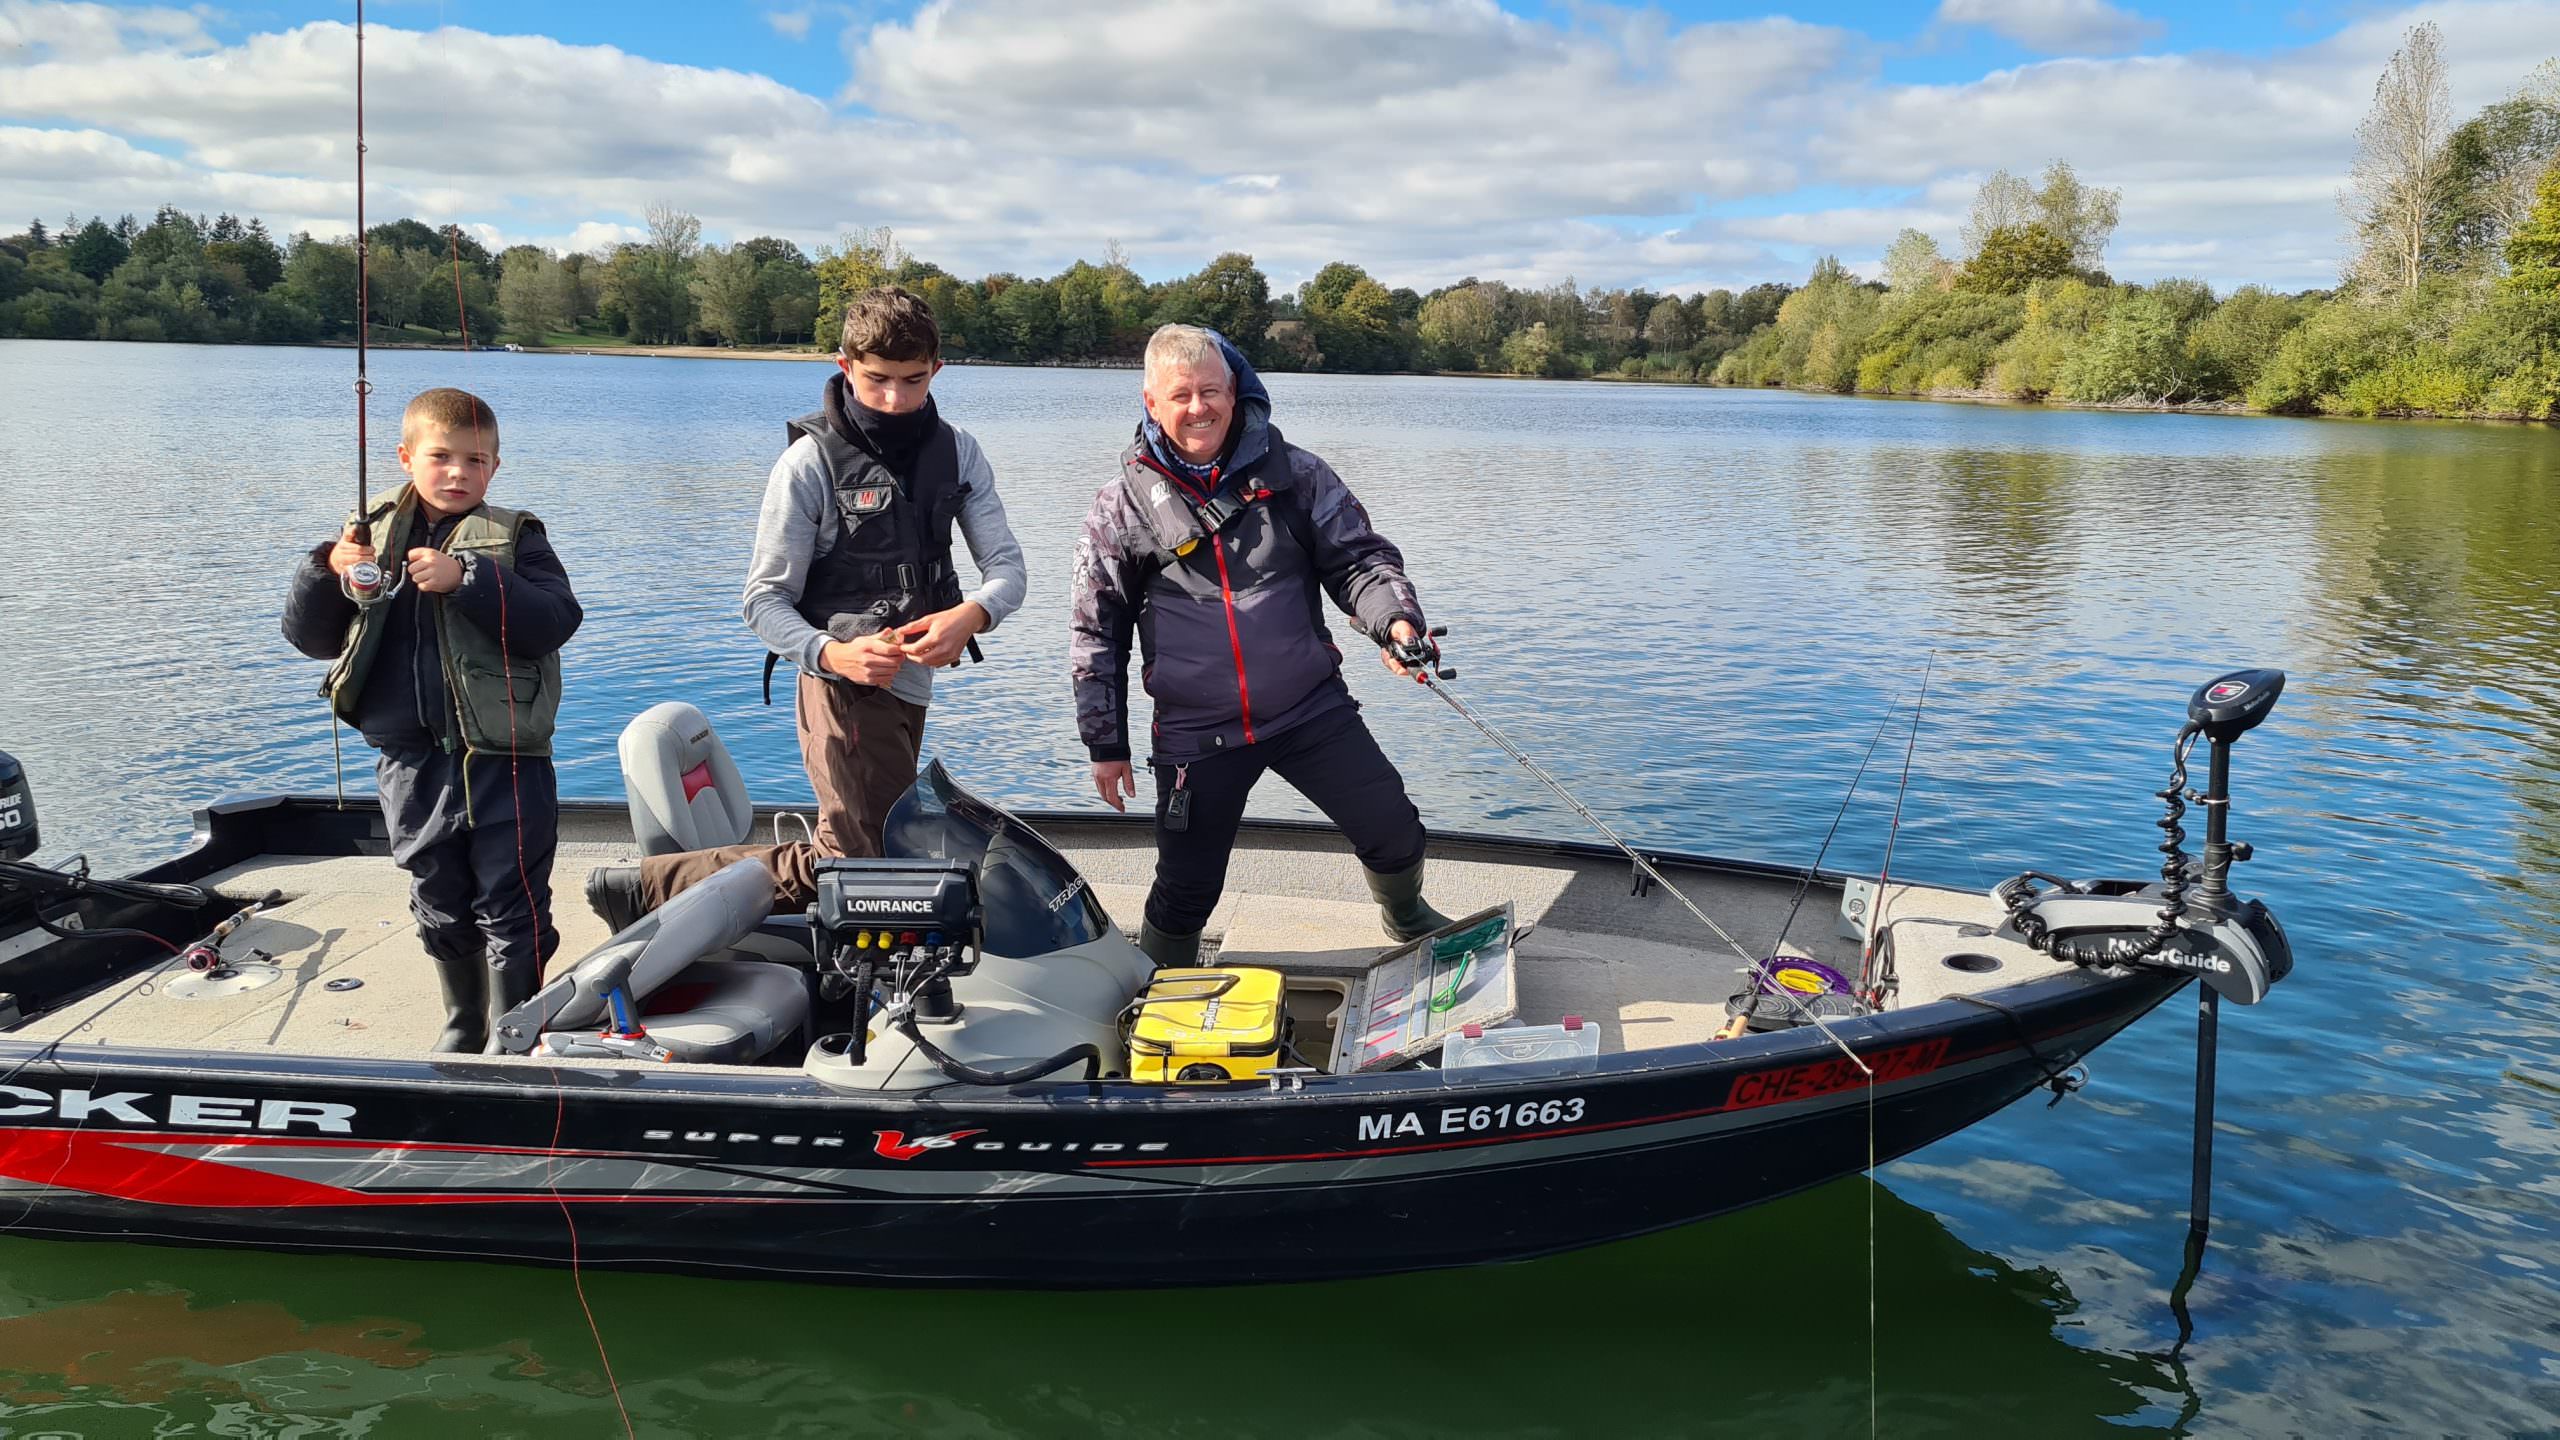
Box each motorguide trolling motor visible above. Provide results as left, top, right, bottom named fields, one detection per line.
left=1992, top=668, right=2293, bottom=1003
left=1991, top=667, right=2295, bottom=1320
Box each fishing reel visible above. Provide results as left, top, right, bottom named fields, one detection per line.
left=1994, top=669, right=2294, bottom=1003
left=1382, top=623, right=1456, bottom=681
left=338, top=513, right=406, bottom=609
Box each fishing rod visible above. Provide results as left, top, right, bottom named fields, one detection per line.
left=1858, top=653, right=1932, bottom=1004
left=339, top=0, right=398, bottom=611
left=1762, top=697, right=1904, bottom=964
left=449, top=225, right=472, bottom=352
left=1387, top=626, right=1869, bottom=1073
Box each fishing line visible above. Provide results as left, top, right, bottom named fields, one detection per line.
left=1415, top=668, right=1870, bottom=1074
left=483, top=434, right=628, bottom=1428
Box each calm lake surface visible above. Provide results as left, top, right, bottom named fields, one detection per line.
left=1, top=338, right=2556, bottom=1436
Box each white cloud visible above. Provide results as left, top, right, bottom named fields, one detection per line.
left=765, top=8, right=813, bottom=41
left=0, top=0, right=212, bottom=64
left=1933, top=0, right=2163, bottom=55
left=2, top=0, right=2555, bottom=295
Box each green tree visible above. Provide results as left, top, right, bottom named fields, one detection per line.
left=497, top=246, right=568, bottom=342
left=1643, top=296, right=1698, bottom=353
left=280, top=234, right=360, bottom=336
left=2508, top=162, right=2560, bottom=294
left=1958, top=224, right=2075, bottom=295
left=812, top=226, right=899, bottom=349
left=2033, top=161, right=2122, bottom=271
left=688, top=245, right=766, bottom=344
left=1054, top=260, right=1113, bottom=358
left=990, top=276, right=1060, bottom=358
left=1883, top=228, right=1950, bottom=295
left=2185, top=286, right=2310, bottom=396
left=1418, top=284, right=1501, bottom=370
left=2437, top=96, right=2560, bottom=266
left=64, top=218, right=129, bottom=282
left=1499, top=321, right=1574, bottom=377
left=1159, top=252, right=1271, bottom=361
left=598, top=242, right=691, bottom=343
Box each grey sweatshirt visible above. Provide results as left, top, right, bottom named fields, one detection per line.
left=742, top=425, right=1026, bottom=706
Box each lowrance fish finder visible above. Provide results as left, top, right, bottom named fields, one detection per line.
left=812, top=858, right=983, bottom=1060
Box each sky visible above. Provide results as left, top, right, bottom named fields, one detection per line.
left=2, top=0, right=2556, bottom=297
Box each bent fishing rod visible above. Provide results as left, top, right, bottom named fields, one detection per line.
left=1384, top=625, right=1870, bottom=1073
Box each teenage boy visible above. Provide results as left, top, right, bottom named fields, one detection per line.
left=1069, top=324, right=1450, bottom=966
left=588, top=285, right=1025, bottom=925
left=282, top=387, right=584, bottom=1053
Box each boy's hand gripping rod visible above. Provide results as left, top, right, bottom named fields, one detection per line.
left=1383, top=626, right=1868, bottom=1071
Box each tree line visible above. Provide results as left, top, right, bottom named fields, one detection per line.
left=1713, top=31, right=2559, bottom=419
left=3, top=24, right=2553, bottom=419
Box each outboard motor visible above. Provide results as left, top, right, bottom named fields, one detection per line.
left=0, top=750, right=37, bottom=867
left=0, top=749, right=41, bottom=927
left=1992, top=669, right=2293, bottom=1002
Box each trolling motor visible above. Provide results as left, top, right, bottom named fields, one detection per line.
left=1992, top=668, right=2293, bottom=1002
left=1993, top=668, right=2295, bottom=1325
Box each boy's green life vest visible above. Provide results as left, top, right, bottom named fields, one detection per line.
left=323, top=485, right=563, bottom=756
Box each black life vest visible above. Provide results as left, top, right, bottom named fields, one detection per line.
left=791, top=408, right=967, bottom=634
left=762, top=409, right=980, bottom=703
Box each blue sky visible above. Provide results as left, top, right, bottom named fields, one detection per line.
left=5, top=0, right=2556, bottom=294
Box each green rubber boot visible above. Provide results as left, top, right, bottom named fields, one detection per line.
left=1365, top=860, right=1453, bottom=943
left=1137, top=920, right=1201, bottom=968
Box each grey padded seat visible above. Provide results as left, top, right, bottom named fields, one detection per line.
left=620, top=701, right=755, bottom=856
left=616, top=700, right=808, bottom=966
left=538, top=859, right=810, bottom=1064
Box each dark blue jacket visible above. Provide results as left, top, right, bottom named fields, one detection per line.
left=1069, top=334, right=1424, bottom=764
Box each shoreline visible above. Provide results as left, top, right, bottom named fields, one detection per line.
left=12, top=335, right=2550, bottom=424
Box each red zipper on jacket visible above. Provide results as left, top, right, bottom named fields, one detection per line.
left=1136, top=454, right=1254, bottom=744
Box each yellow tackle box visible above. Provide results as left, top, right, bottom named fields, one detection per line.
left=1128, top=967, right=1287, bottom=1084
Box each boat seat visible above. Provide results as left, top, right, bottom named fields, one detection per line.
left=522, top=859, right=811, bottom=1064
left=620, top=702, right=756, bottom=856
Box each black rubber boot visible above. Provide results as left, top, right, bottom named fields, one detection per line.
left=482, top=955, right=541, bottom=1056
left=422, top=927, right=489, bottom=1054
left=1364, top=860, right=1453, bottom=943
left=1137, top=920, right=1201, bottom=968
left=586, top=863, right=646, bottom=935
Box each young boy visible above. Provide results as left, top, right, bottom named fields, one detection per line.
left=587, top=285, right=1024, bottom=925
left=282, top=387, right=584, bottom=1053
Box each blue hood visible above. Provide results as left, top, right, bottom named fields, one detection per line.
left=1139, top=329, right=1271, bottom=485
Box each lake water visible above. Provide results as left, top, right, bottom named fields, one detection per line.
left=1, top=339, right=2556, bottom=1436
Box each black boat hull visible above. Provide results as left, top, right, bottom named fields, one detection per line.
left=0, top=967, right=2175, bottom=1287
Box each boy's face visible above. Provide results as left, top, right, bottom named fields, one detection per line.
left=398, top=422, right=500, bottom=518
left=839, top=351, right=940, bottom=415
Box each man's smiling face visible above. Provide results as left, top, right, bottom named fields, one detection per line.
left=1143, top=354, right=1234, bottom=465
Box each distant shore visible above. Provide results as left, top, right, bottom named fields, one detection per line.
left=18, top=335, right=2547, bottom=422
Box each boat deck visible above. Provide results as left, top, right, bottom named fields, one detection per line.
left=13, top=811, right=2074, bottom=1067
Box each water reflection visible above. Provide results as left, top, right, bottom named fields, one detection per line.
left=0, top=1182, right=2192, bottom=1438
